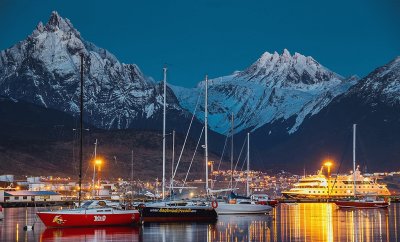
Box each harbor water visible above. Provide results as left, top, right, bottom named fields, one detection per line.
left=1, top=203, right=399, bottom=241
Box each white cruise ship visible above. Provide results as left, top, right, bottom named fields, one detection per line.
left=282, top=164, right=390, bottom=199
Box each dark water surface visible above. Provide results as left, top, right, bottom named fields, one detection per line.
left=1, top=203, right=399, bottom=241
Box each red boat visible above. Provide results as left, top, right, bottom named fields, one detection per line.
left=37, top=200, right=140, bottom=228
left=334, top=198, right=390, bottom=209
left=251, top=194, right=279, bottom=207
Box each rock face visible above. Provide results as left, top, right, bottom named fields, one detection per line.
left=172, top=49, right=357, bottom=135
left=0, top=11, right=185, bottom=130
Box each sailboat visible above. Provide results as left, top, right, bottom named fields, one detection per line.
left=37, top=54, right=140, bottom=228
left=334, top=124, right=390, bottom=209
left=139, top=70, right=218, bottom=222
left=212, top=133, right=273, bottom=214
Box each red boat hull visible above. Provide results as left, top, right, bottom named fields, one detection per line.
left=334, top=201, right=389, bottom=209
left=256, top=200, right=279, bottom=207
left=37, top=211, right=140, bottom=228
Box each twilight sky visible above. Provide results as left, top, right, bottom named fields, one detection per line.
left=1, top=0, right=399, bottom=87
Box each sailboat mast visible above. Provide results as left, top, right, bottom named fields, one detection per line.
left=353, top=124, right=356, bottom=198
left=92, top=139, right=97, bottom=197
left=230, top=113, right=234, bottom=189
left=205, top=75, right=209, bottom=195
left=162, top=67, right=167, bottom=200
left=246, top=132, right=250, bottom=197
left=78, top=53, right=84, bottom=207
left=171, top=130, right=175, bottom=193
left=131, top=150, right=134, bottom=184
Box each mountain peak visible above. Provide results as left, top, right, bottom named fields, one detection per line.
left=282, top=48, right=291, bottom=57
left=44, top=11, right=79, bottom=36
left=242, top=49, right=343, bottom=87
left=48, top=11, right=62, bottom=25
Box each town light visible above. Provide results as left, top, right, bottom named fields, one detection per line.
left=324, top=161, right=332, bottom=167
left=324, top=160, right=333, bottom=177
left=95, top=159, right=102, bottom=166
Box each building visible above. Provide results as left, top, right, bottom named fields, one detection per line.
left=0, top=190, right=62, bottom=203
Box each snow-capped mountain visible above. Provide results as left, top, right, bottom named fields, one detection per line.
left=0, top=11, right=183, bottom=129
left=172, top=49, right=358, bottom=135
left=343, top=56, right=400, bottom=105
left=259, top=55, right=400, bottom=172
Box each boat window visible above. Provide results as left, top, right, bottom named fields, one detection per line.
left=105, top=210, right=111, bottom=212
left=98, top=201, right=107, bottom=207
left=82, top=201, right=93, bottom=208
left=97, top=210, right=104, bottom=212
left=239, top=201, right=251, bottom=204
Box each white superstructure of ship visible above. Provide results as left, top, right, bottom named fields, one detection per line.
left=282, top=164, right=390, bottom=199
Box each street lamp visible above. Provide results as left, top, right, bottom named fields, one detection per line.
left=324, top=160, right=333, bottom=198
left=324, top=160, right=333, bottom=177
left=92, top=159, right=102, bottom=197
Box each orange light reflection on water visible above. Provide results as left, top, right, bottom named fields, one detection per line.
left=278, top=203, right=396, bottom=242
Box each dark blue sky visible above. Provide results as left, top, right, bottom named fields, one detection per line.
left=1, top=0, right=399, bottom=87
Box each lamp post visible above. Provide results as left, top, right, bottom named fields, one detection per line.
left=324, top=160, right=333, bottom=198
left=324, top=161, right=333, bottom=178
left=93, top=159, right=102, bottom=196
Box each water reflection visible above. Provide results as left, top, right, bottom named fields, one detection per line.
left=210, top=215, right=273, bottom=242
left=278, top=203, right=396, bottom=242
left=0, top=204, right=399, bottom=241
left=41, top=226, right=140, bottom=242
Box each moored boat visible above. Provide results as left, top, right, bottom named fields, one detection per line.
left=251, top=194, right=279, bottom=207
left=215, top=201, right=272, bottom=215
left=334, top=198, right=389, bottom=209
left=214, top=192, right=272, bottom=215
left=37, top=200, right=140, bottom=228
left=334, top=124, right=390, bottom=209
left=139, top=200, right=218, bottom=222
left=138, top=71, right=218, bottom=223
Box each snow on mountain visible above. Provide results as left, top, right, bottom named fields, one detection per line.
left=172, top=49, right=358, bottom=135
left=0, top=11, right=182, bottom=129
left=343, top=56, right=400, bottom=105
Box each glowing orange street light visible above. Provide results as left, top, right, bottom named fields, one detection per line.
left=95, top=159, right=102, bottom=167
left=92, top=159, right=103, bottom=197
left=324, top=160, right=333, bottom=177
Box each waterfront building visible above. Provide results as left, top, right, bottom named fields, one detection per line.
left=0, top=190, right=62, bottom=203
